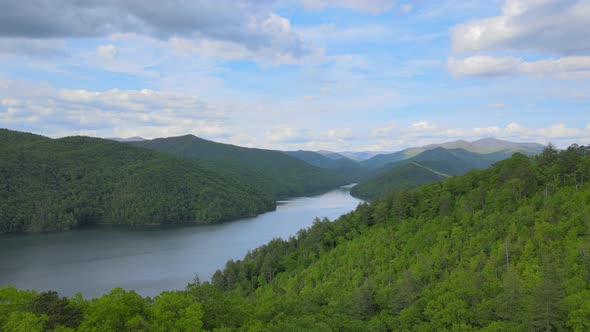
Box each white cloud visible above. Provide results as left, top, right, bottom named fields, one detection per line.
left=266, top=126, right=305, bottom=143
left=505, top=122, right=528, bottom=134
left=97, top=44, right=117, bottom=60
left=587, top=124, right=590, bottom=132
left=473, top=126, right=501, bottom=135
left=302, top=0, right=395, bottom=14
left=411, top=121, right=436, bottom=130
left=326, top=128, right=353, bottom=139
left=1, top=1, right=310, bottom=60
left=451, top=0, right=590, bottom=55
left=487, top=102, right=505, bottom=109
left=0, top=81, right=230, bottom=140
left=537, top=123, right=584, bottom=138
left=449, top=55, right=590, bottom=79
left=448, top=56, right=521, bottom=76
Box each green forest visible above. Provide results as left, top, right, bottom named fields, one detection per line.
left=2, top=144, right=589, bottom=331
left=0, top=129, right=275, bottom=233
left=130, top=135, right=347, bottom=199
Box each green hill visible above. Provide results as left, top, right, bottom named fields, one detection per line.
left=352, top=148, right=526, bottom=199
left=3, top=144, right=589, bottom=331
left=131, top=135, right=347, bottom=199
left=0, top=129, right=274, bottom=233
left=350, top=162, right=448, bottom=199
left=283, top=150, right=368, bottom=182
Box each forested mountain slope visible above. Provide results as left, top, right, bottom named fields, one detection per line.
left=283, top=150, right=367, bottom=182
left=3, top=144, right=589, bottom=331
left=0, top=129, right=274, bottom=233
left=350, top=162, right=448, bottom=199
left=352, top=147, right=520, bottom=199
left=131, top=135, right=346, bottom=199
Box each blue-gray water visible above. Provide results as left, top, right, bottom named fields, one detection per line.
left=0, top=185, right=362, bottom=298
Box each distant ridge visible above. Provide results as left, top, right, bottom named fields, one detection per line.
left=107, top=136, right=146, bottom=142
left=361, top=137, right=544, bottom=169
left=130, top=135, right=347, bottom=199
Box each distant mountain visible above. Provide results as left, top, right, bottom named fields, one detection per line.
left=426, top=137, right=544, bottom=154
left=0, top=129, right=274, bottom=233
left=283, top=150, right=359, bottom=169
left=283, top=150, right=368, bottom=183
left=352, top=147, right=529, bottom=199
left=350, top=162, right=448, bottom=199
left=316, top=150, right=348, bottom=160
left=131, top=135, right=347, bottom=199
left=338, top=151, right=388, bottom=161
left=361, top=138, right=543, bottom=169
left=107, top=136, right=146, bottom=142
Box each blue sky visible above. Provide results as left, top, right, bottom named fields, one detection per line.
left=0, top=0, right=589, bottom=151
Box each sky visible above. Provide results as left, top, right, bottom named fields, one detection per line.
left=0, top=0, right=589, bottom=152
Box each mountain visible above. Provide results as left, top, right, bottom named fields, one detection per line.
left=350, top=162, right=448, bottom=199
left=338, top=151, right=388, bottom=161
left=8, top=145, right=588, bottom=331
left=107, top=136, right=146, bottom=142
left=361, top=138, right=544, bottom=169
left=316, top=150, right=348, bottom=160
left=470, top=137, right=544, bottom=152
left=0, top=129, right=274, bottom=233
left=284, top=150, right=369, bottom=183
left=284, top=150, right=358, bottom=169
left=352, top=147, right=524, bottom=199
left=130, top=135, right=346, bottom=199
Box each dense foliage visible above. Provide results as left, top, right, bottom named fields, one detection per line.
left=352, top=147, right=531, bottom=200
left=351, top=162, right=448, bottom=199
left=2, top=144, right=589, bottom=331
left=0, top=129, right=274, bottom=233
left=131, top=135, right=347, bottom=199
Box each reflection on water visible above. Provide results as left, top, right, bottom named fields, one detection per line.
left=0, top=185, right=362, bottom=297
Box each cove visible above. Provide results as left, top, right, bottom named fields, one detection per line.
left=0, top=185, right=362, bottom=298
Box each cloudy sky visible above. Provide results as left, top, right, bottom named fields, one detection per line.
left=1, top=0, right=589, bottom=151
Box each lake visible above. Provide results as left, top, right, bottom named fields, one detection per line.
left=0, top=185, right=362, bottom=298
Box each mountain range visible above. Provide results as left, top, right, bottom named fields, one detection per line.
left=1, top=129, right=546, bottom=233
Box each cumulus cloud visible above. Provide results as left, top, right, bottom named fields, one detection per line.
left=0, top=0, right=309, bottom=58
left=302, top=0, right=395, bottom=14
left=451, top=0, right=590, bottom=55
left=0, top=81, right=229, bottom=139
left=411, top=121, right=436, bottom=130
left=448, top=56, right=522, bottom=76
left=266, top=126, right=308, bottom=143
left=449, top=55, right=590, bottom=79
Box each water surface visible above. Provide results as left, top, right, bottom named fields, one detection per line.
left=0, top=185, right=361, bottom=297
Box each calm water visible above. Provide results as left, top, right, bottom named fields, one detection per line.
left=0, top=185, right=362, bottom=298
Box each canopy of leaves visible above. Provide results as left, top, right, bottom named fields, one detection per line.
left=2, top=144, right=589, bottom=331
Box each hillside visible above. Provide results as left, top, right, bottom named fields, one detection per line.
left=131, top=135, right=346, bottom=199
left=350, top=162, right=448, bottom=199
left=0, top=129, right=274, bottom=233
left=3, top=144, right=588, bottom=331
left=352, top=147, right=519, bottom=199
left=283, top=150, right=367, bottom=182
